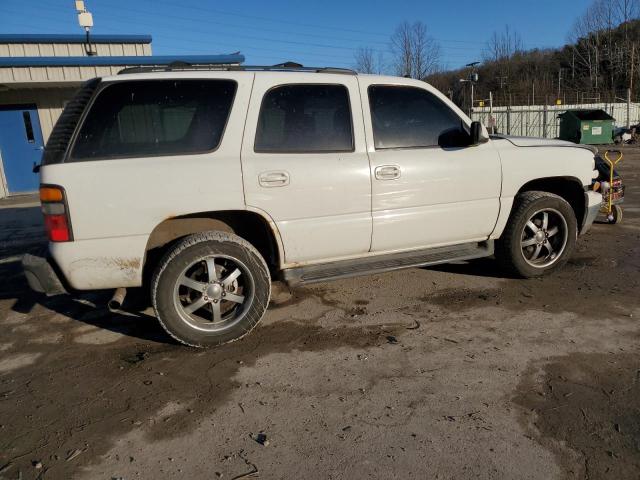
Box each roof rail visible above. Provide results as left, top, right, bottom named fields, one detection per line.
left=118, top=62, right=357, bottom=75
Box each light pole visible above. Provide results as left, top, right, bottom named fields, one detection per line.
left=460, top=61, right=480, bottom=117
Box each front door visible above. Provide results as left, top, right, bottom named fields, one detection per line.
left=359, top=81, right=502, bottom=252
left=0, top=105, right=44, bottom=194
left=241, top=74, right=372, bottom=265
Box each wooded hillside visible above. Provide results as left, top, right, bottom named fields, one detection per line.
left=426, top=2, right=640, bottom=109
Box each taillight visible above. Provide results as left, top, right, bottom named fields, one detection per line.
left=40, top=185, right=72, bottom=242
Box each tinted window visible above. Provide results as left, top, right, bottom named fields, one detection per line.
left=368, top=85, right=469, bottom=149
left=255, top=84, right=353, bottom=153
left=71, top=79, right=236, bottom=160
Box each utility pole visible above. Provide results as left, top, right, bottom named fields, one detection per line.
left=630, top=43, right=635, bottom=96
left=557, top=69, right=562, bottom=103
left=595, top=48, right=599, bottom=90
left=460, top=61, right=480, bottom=117
left=532, top=81, right=535, bottom=105
left=470, top=81, right=474, bottom=116
left=489, top=91, right=494, bottom=133
left=627, top=88, right=631, bottom=129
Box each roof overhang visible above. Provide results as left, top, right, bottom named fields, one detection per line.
left=0, top=54, right=245, bottom=68
left=0, top=34, right=152, bottom=44
left=0, top=54, right=245, bottom=86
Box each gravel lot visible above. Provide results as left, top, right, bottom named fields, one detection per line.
left=1, top=147, right=639, bottom=480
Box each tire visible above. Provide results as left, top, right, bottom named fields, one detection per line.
left=495, top=191, right=577, bottom=278
left=151, top=231, right=271, bottom=348
left=610, top=205, right=623, bottom=224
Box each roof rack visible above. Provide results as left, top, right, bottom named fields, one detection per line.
left=118, top=61, right=357, bottom=75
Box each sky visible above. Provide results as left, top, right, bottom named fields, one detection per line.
left=0, top=0, right=594, bottom=70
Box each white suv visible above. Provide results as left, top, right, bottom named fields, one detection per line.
left=23, top=65, right=602, bottom=347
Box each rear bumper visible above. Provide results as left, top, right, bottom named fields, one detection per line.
left=581, top=190, right=602, bottom=235
left=22, top=253, right=67, bottom=296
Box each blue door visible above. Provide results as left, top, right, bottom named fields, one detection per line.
left=0, top=105, right=44, bottom=194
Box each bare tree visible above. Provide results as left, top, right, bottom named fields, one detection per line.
left=483, top=25, right=523, bottom=62
left=390, top=21, right=441, bottom=79
left=614, top=0, right=639, bottom=27
left=354, top=47, right=383, bottom=74
left=569, top=1, right=605, bottom=89
left=570, top=0, right=640, bottom=92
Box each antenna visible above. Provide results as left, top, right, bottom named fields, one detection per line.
left=75, top=1, right=96, bottom=56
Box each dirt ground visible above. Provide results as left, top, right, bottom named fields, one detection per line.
left=0, top=147, right=639, bottom=480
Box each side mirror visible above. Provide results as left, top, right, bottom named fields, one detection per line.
left=470, top=121, right=489, bottom=145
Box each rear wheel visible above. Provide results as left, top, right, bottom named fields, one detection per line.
left=152, top=231, right=271, bottom=348
left=496, top=191, right=577, bottom=278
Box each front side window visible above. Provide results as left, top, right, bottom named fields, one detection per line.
left=368, top=85, right=469, bottom=149
left=71, top=79, right=236, bottom=160
left=255, top=84, right=353, bottom=153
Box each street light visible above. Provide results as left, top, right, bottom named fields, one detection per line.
left=460, top=61, right=480, bottom=116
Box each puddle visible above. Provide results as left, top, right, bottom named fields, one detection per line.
left=514, top=352, right=640, bottom=479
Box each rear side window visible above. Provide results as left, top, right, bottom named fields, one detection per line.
left=71, top=79, right=236, bottom=160
left=42, top=78, right=100, bottom=165
left=368, top=85, right=469, bottom=149
left=255, top=84, right=353, bottom=153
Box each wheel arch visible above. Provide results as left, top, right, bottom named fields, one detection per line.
left=143, top=210, right=284, bottom=286
left=516, top=176, right=586, bottom=230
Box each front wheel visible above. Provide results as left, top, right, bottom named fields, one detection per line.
left=608, top=205, right=623, bottom=224
left=151, top=231, right=271, bottom=348
left=496, top=191, right=577, bottom=278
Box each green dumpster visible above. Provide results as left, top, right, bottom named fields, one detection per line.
left=558, top=109, right=615, bottom=145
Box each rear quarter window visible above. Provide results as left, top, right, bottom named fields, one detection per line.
left=70, top=79, right=237, bottom=161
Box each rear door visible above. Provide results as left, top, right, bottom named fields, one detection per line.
left=0, top=105, right=43, bottom=194
left=241, top=73, right=371, bottom=265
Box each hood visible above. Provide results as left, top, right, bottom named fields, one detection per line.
left=491, top=134, right=598, bottom=154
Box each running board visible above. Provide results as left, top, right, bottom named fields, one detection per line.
left=282, top=241, right=494, bottom=286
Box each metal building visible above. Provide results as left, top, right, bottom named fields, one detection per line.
left=0, top=34, right=243, bottom=198
left=0, top=34, right=151, bottom=198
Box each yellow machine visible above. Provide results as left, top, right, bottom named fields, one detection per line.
left=600, top=150, right=624, bottom=224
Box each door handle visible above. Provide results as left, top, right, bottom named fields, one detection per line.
left=258, top=170, right=290, bottom=187
left=375, top=165, right=401, bottom=180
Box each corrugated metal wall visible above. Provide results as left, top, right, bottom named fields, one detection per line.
left=0, top=39, right=153, bottom=141
left=0, top=40, right=151, bottom=84
left=0, top=65, right=136, bottom=84
left=472, top=102, right=640, bottom=138
left=0, top=87, right=79, bottom=142
left=0, top=42, right=151, bottom=57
